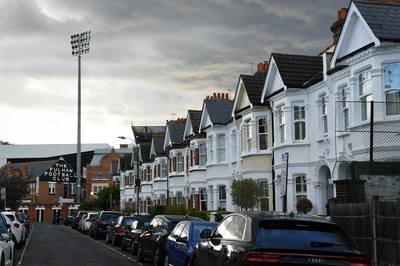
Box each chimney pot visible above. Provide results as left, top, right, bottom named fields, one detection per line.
left=217, top=93, right=221, bottom=99
left=213, top=93, right=217, bottom=99
left=257, top=63, right=263, bottom=72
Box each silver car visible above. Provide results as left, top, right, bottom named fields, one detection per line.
left=80, top=212, right=98, bottom=234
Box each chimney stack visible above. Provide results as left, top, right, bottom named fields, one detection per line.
left=330, top=7, right=347, bottom=44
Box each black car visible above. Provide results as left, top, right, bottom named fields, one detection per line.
left=192, top=211, right=371, bottom=266
left=105, top=215, right=138, bottom=246
left=71, top=211, right=87, bottom=230
left=89, top=211, right=123, bottom=240
left=120, top=217, right=150, bottom=254
left=63, top=212, right=77, bottom=226
left=17, top=212, right=30, bottom=236
left=136, top=214, right=203, bottom=266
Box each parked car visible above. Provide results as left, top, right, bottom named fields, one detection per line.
left=192, top=211, right=371, bottom=266
left=89, top=211, right=123, bottom=240
left=106, top=215, right=138, bottom=246
left=71, top=211, right=87, bottom=230
left=0, top=213, right=14, bottom=266
left=63, top=212, right=77, bottom=226
left=136, top=214, right=203, bottom=266
left=121, top=217, right=150, bottom=254
left=165, top=220, right=218, bottom=266
left=80, top=212, right=98, bottom=234
left=17, top=212, right=30, bottom=236
left=2, top=211, right=26, bottom=248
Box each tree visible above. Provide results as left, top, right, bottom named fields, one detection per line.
left=230, top=178, right=262, bottom=210
left=96, top=186, right=120, bottom=210
left=0, top=176, right=29, bottom=210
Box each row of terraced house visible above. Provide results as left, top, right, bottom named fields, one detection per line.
left=117, top=1, right=400, bottom=216
left=1, top=1, right=399, bottom=222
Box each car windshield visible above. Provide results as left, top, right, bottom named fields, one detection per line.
left=5, top=215, right=15, bottom=222
left=122, top=218, right=134, bottom=226
left=258, top=220, right=356, bottom=252
left=101, top=213, right=121, bottom=223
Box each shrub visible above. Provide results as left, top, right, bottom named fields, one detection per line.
left=296, top=197, right=313, bottom=214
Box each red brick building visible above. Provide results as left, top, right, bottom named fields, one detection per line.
left=0, top=158, right=79, bottom=222
left=85, top=148, right=122, bottom=199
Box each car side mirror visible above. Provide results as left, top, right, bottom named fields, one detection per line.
left=200, top=228, right=212, bottom=239
left=1, top=233, right=10, bottom=242
left=176, top=236, right=188, bottom=243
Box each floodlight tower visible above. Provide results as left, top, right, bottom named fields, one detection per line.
left=71, top=30, right=91, bottom=202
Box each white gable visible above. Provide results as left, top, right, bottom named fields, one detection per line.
left=261, top=57, right=284, bottom=101
left=183, top=113, right=193, bottom=138
left=232, top=78, right=251, bottom=116
left=163, top=127, right=172, bottom=150
left=331, top=2, right=380, bottom=68
left=199, top=106, right=212, bottom=132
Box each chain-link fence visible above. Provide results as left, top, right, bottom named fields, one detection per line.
left=335, top=101, right=400, bottom=163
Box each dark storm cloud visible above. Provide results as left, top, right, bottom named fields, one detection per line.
left=0, top=0, right=350, bottom=145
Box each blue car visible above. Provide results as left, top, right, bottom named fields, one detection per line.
left=165, top=220, right=218, bottom=266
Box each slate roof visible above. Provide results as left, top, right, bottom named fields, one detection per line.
left=152, top=134, right=166, bottom=156
left=240, top=74, right=266, bottom=105
left=204, top=99, right=234, bottom=125
left=355, top=1, right=400, bottom=42
left=167, top=120, right=186, bottom=144
left=0, top=159, right=61, bottom=182
left=272, top=53, right=323, bottom=88
left=140, top=143, right=152, bottom=162
left=188, top=110, right=202, bottom=133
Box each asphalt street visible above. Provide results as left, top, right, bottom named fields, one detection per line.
left=15, top=222, right=150, bottom=266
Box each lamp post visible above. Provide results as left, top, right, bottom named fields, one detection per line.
left=118, top=136, right=141, bottom=215
left=71, top=30, right=91, bottom=203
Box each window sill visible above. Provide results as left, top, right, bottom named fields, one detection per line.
left=316, top=137, right=329, bottom=143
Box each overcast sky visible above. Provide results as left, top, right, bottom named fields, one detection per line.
left=0, top=0, right=350, bottom=148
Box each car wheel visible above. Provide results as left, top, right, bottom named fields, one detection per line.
left=1, top=255, right=5, bottom=266
left=154, top=246, right=163, bottom=266
left=164, top=253, right=169, bottom=266
left=191, top=255, right=198, bottom=266
left=137, top=242, right=144, bottom=262
left=131, top=242, right=137, bottom=255
left=121, top=239, right=127, bottom=251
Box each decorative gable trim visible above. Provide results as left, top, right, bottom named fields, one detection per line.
left=331, top=2, right=380, bottom=68
left=261, top=57, right=284, bottom=101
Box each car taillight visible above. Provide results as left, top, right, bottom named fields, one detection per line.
left=14, top=223, right=20, bottom=228
left=116, top=228, right=125, bottom=234
left=242, top=252, right=281, bottom=263
left=98, top=220, right=106, bottom=225
left=86, top=219, right=90, bottom=222
left=345, top=257, right=371, bottom=266
left=242, top=252, right=371, bottom=266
